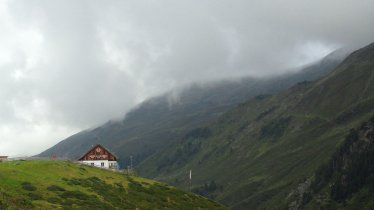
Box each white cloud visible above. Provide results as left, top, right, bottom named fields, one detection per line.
left=0, top=0, right=373, bottom=156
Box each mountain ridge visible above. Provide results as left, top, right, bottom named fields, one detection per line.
left=38, top=51, right=345, bottom=170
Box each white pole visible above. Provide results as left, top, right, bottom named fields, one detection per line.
left=189, top=170, right=192, bottom=191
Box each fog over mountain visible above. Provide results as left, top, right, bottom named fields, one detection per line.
left=0, top=0, right=373, bottom=156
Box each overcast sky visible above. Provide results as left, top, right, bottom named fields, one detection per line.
left=1, top=0, right=373, bottom=157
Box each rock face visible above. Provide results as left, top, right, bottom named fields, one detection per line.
left=329, top=118, right=374, bottom=201
left=301, top=117, right=374, bottom=209
left=288, top=178, right=312, bottom=210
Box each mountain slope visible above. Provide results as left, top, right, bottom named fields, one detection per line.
left=38, top=51, right=345, bottom=169
left=137, top=42, right=374, bottom=209
left=0, top=160, right=226, bottom=209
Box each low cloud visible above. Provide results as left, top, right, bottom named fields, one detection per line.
left=0, top=0, right=373, bottom=156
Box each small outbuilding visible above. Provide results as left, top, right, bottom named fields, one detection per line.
left=78, top=144, right=118, bottom=170
left=0, top=156, right=8, bottom=161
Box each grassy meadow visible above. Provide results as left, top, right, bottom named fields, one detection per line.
left=0, top=160, right=226, bottom=209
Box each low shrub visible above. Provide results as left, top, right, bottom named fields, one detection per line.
left=21, top=182, right=36, bottom=191
left=47, top=185, right=66, bottom=192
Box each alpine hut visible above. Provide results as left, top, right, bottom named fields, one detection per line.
left=78, top=144, right=118, bottom=170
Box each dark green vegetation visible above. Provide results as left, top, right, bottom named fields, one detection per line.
left=38, top=50, right=344, bottom=169
left=136, top=42, right=374, bottom=209
left=0, top=160, right=226, bottom=209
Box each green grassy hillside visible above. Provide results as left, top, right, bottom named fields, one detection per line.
left=137, top=42, right=374, bottom=209
left=0, top=160, right=226, bottom=209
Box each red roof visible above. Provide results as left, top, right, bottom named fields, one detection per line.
left=78, top=144, right=118, bottom=161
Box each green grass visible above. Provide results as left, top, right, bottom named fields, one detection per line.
left=0, top=160, right=227, bottom=209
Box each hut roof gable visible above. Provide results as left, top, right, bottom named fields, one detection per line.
left=78, top=144, right=118, bottom=161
